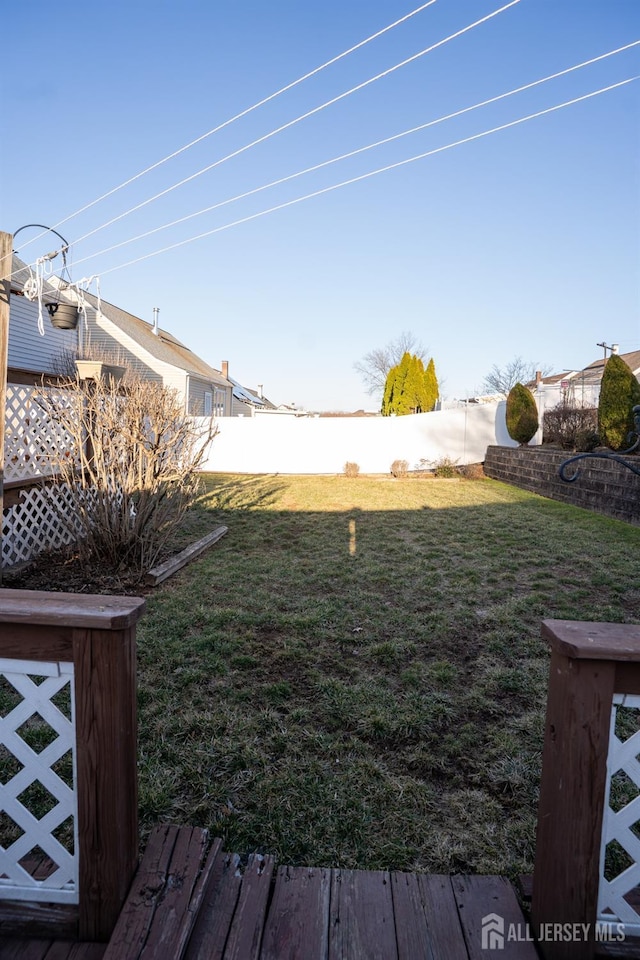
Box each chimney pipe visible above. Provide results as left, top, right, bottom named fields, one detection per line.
left=221, top=360, right=229, bottom=380
left=612, top=343, right=619, bottom=355
left=535, top=370, right=542, bottom=386
left=257, top=384, right=263, bottom=399
left=152, top=307, right=160, bottom=335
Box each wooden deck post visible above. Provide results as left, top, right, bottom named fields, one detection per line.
left=532, top=619, right=640, bottom=960
left=0, top=589, right=145, bottom=942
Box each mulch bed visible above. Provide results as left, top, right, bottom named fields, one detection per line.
left=2, top=546, right=152, bottom=596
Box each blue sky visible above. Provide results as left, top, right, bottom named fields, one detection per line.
left=3, top=0, right=639, bottom=409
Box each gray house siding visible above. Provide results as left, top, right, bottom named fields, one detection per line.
left=8, top=293, right=77, bottom=380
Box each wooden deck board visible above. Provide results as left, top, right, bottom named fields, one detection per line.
left=0, top=943, right=106, bottom=960
left=184, top=848, right=243, bottom=960
left=329, top=869, right=398, bottom=960
left=452, top=874, right=539, bottom=959
left=2, top=827, right=541, bottom=960
left=222, top=854, right=275, bottom=960
left=260, top=865, right=331, bottom=960
left=0, top=940, right=52, bottom=959
left=391, top=872, right=470, bottom=960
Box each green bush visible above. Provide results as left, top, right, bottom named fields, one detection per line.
left=598, top=354, right=640, bottom=451
left=506, top=383, right=539, bottom=445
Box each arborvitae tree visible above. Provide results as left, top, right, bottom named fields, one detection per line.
left=381, top=363, right=397, bottom=416
left=382, top=352, right=409, bottom=415
left=381, top=353, right=439, bottom=415
left=598, top=354, right=640, bottom=450
left=424, top=358, right=439, bottom=412
left=506, top=383, right=539, bottom=445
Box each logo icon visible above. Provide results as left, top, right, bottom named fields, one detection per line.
left=482, top=913, right=505, bottom=950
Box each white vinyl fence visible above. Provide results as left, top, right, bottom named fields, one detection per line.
left=199, top=401, right=520, bottom=475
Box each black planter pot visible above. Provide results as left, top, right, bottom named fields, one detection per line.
left=46, top=302, right=80, bottom=330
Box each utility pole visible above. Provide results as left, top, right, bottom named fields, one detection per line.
left=596, top=341, right=618, bottom=359
left=0, top=230, right=12, bottom=584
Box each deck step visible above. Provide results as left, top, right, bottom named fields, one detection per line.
left=91, top=824, right=540, bottom=959
left=102, top=824, right=213, bottom=960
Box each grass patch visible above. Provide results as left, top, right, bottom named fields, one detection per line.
left=135, top=473, right=640, bottom=877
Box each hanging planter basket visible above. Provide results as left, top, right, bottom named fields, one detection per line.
left=46, top=302, right=80, bottom=330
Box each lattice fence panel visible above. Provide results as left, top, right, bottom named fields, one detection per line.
left=0, top=658, right=78, bottom=904
left=2, top=484, right=79, bottom=568
left=598, top=693, right=640, bottom=933
left=4, top=385, right=77, bottom=483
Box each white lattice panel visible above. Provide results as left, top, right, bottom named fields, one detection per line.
left=4, top=385, right=77, bottom=483
left=0, top=658, right=78, bottom=904
left=1, top=483, right=77, bottom=568
left=598, top=693, right=640, bottom=933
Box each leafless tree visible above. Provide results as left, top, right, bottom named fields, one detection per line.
left=482, top=356, right=551, bottom=396
left=354, top=330, right=428, bottom=399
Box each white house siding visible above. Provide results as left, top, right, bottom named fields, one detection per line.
left=198, top=402, right=518, bottom=474
left=8, top=295, right=77, bottom=377
left=231, top=395, right=256, bottom=417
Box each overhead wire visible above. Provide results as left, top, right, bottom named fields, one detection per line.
left=95, top=77, right=638, bottom=278
left=14, top=1, right=439, bottom=253
left=68, top=41, right=640, bottom=271
left=58, top=0, right=522, bottom=253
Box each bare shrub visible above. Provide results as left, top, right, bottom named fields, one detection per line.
left=390, top=459, right=409, bottom=478
left=433, top=456, right=461, bottom=478
left=542, top=402, right=598, bottom=451
left=35, top=371, right=217, bottom=575
left=344, top=462, right=360, bottom=478
left=459, top=462, right=485, bottom=480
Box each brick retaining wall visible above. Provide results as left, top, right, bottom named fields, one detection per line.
left=484, top=445, right=640, bottom=524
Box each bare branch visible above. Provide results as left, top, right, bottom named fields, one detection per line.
left=354, top=330, right=428, bottom=399
left=482, top=356, right=552, bottom=396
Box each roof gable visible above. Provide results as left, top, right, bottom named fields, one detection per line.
left=76, top=290, right=231, bottom=387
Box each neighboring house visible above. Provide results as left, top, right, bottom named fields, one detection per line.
left=53, top=284, right=233, bottom=417
left=224, top=364, right=277, bottom=416
left=531, top=349, right=640, bottom=413
left=8, top=256, right=233, bottom=417
left=7, top=255, right=79, bottom=383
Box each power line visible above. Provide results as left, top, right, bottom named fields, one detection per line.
left=62, top=0, right=522, bottom=252
left=14, top=1, right=439, bottom=253
left=69, top=41, right=639, bottom=271
left=96, top=77, right=638, bottom=278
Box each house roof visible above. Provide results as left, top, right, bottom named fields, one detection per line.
left=77, top=289, right=231, bottom=388
left=531, top=351, right=640, bottom=389
left=230, top=378, right=266, bottom=406
left=581, top=349, right=640, bottom=379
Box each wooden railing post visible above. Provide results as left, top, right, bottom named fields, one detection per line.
left=0, top=589, right=145, bottom=942
left=532, top=619, right=640, bottom=960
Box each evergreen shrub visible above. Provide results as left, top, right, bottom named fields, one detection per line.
left=598, top=354, right=640, bottom=450
left=506, top=383, right=539, bottom=445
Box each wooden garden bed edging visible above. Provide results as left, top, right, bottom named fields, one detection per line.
left=145, top=526, right=228, bottom=586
